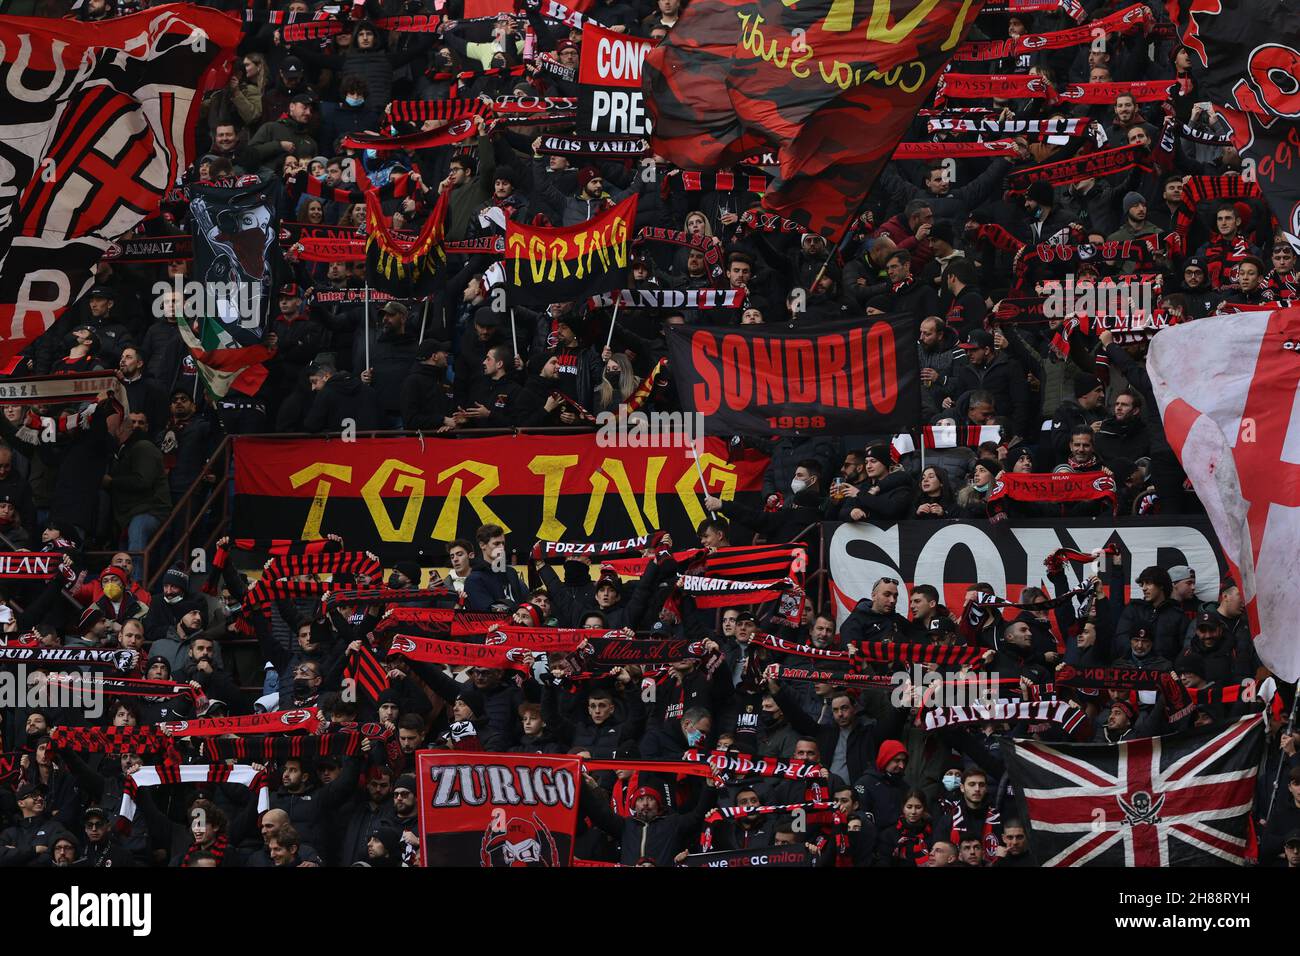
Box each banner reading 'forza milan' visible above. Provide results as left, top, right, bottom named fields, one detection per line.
left=232, top=434, right=769, bottom=558
left=0, top=6, right=239, bottom=367
left=644, top=0, right=986, bottom=239
left=417, top=752, right=581, bottom=866
left=666, top=316, right=919, bottom=435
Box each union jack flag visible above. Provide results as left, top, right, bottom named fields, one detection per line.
left=1005, top=715, right=1264, bottom=867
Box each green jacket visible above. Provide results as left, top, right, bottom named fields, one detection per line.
left=446, top=134, right=497, bottom=241
left=244, top=116, right=317, bottom=175
left=110, top=435, right=171, bottom=527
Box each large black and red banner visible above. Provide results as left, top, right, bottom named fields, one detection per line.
left=504, top=194, right=637, bottom=306
left=232, top=434, right=769, bottom=558
left=666, top=315, right=919, bottom=435
left=1167, top=0, right=1300, bottom=248
left=416, top=752, right=581, bottom=866
left=643, top=0, right=986, bottom=239
left=0, top=6, right=239, bottom=367
left=826, top=516, right=1227, bottom=624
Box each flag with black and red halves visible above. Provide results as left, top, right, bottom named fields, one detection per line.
left=1166, top=0, right=1300, bottom=248
left=366, top=185, right=452, bottom=297
left=504, top=195, right=637, bottom=306
left=643, top=0, right=986, bottom=239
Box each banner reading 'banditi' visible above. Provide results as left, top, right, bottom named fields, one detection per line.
left=666, top=316, right=919, bottom=435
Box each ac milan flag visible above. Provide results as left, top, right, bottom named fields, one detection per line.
left=1006, top=714, right=1265, bottom=866
left=643, top=0, right=986, bottom=239
left=1148, top=310, right=1300, bottom=681
left=0, top=6, right=239, bottom=367
left=1166, top=0, right=1300, bottom=249
left=416, top=752, right=581, bottom=867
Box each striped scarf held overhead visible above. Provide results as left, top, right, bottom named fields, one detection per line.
left=204, top=729, right=377, bottom=763
left=344, top=643, right=390, bottom=705
left=119, top=764, right=269, bottom=832
left=701, top=802, right=844, bottom=852
left=244, top=551, right=385, bottom=608
left=669, top=170, right=770, bottom=195
left=206, top=537, right=340, bottom=592
left=385, top=99, right=492, bottom=123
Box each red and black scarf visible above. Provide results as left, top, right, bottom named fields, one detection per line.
left=988, top=471, right=1117, bottom=510
left=1005, top=145, right=1152, bottom=194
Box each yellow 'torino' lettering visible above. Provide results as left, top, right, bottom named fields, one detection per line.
left=789, top=0, right=977, bottom=50
left=289, top=462, right=353, bottom=540
left=361, top=459, right=425, bottom=541
left=529, top=455, right=581, bottom=540
left=432, top=460, right=507, bottom=539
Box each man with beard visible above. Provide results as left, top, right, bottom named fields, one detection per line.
left=1046, top=375, right=1107, bottom=468
left=387, top=774, right=421, bottom=866
left=303, top=360, right=382, bottom=433
left=357, top=300, right=419, bottom=426
left=578, top=774, right=720, bottom=866
left=266, top=283, right=324, bottom=414
left=1094, top=388, right=1151, bottom=463
left=1114, top=566, right=1186, bottom=661
left=1176, top=256, right=1224, bottom=317
left=245, top=92, right=318, bottom=176
left=1107, top=191, right=1161, bottom=243
left=706, top=787, right=775, bottom=851
left=269, top=755, right=360, bottom=853
left=339, top=767, right=394, bottom=865
left=547, top=314, right=602, bottom=406
left=839, top=576, right=910, bottom=648
left=772, top=678, right=905, bottom=786
left=105, top=411, right=170, bottom=571
left=531, top=160, right=638, bottom=227
left=0, top=782, right=72, bottom=866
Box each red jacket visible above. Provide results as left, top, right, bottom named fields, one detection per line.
left=875, top=214, right=934, bottom=271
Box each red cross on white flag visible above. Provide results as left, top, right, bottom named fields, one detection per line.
left=1148, top=308, right=1300, bottom=681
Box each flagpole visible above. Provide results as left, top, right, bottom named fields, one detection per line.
left=418, top=296, right=430, bottom=344
left=809, top=201, right=869, bottom=292
left=604, top=297, right=621, bottom=351
left=1266, top=682, right=1300, bottom=820
left=364, top=283, right=371, bottom=373
left=509, top=308, right=518, bottom=357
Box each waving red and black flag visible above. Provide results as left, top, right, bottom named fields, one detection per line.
left=0, top=6, right=239, bottom=367
left=505, top=195, right=637, bottom=307
left=643, top=0, right=987, bottom=239
left=1167, top=0, right=1300, bottom=247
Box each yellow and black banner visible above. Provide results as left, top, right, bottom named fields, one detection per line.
left=504, top=194, right=636, bottom=307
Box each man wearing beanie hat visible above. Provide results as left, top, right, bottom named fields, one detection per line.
left=1097, top=696, right=1157, bottom=743
left=529, top=142, right=639, bottom=226
left=576, top=771, right=719, bottom=866
left=827, top=444, right=911, bottom=522
left=941, top=327, right=1033, bottom=440
left=1023, top=179, right=1070, bottom=243
left=1107, top=190, right=1160, bottom=243
left=401, top=337, right=455, bottom=432
left=851, top=739, right=910, bottom=828
left=389, top=561, right=423, bottom=590
left=1045, top=373, right=1107, bottom=468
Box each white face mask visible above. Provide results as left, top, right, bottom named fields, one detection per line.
left=790, top=478, right=808, bottom=494
left=164, top=593, right=183, bottom=604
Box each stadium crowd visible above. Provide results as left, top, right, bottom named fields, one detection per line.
left=0, top=0, right=1297, bottom=869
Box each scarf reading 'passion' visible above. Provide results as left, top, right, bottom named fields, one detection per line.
left=1005, top=145, right=1151, bottom=194
left=988, top=471, right=1116, bottom=507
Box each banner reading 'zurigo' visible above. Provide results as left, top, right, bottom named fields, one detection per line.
left=505, top=194, right=636, bottom=306
left=643, top=0, right=987, bottom=239
left=416, top=752, right=581, bottom=866
left=665, top=316, right=919, bottom=435
left=232, top=434, right=769, bottom=558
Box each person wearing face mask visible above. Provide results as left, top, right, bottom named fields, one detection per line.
left=705, top=459, right=825, bottom=549
left=319, top=74, right=381, bottom=154
left=82, top=566, right=148, bottom=641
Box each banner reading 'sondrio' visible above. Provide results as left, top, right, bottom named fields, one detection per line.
left=577, top=22, right=654, bottom=136
left=826, top=517, right=1227, bottom=625
left=416, top=752, right=581, bottom=866
left=232, top=434, right=769, bottom=557
left=666, top=316, right=919, bottom=435
left=643, top=0, right=986, bottom=239
left=504, top=194, right=637, bottom=306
